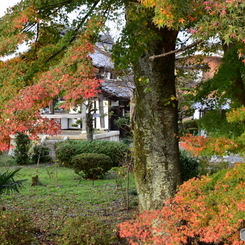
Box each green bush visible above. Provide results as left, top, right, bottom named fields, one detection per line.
left=57, top=216, right=115, bottom=245
left=179, top=150, right=199, bottom=182
left=14, top=132, right=31, bottom=165
left=0, top=211, right=37, bottom=245
left=31, top=145, right=52, bottom=163
left=71, top=153, right=113, bottom=179
left=179, top=119, right=198, bottom=136
left=55, top=140, right=83, bottom=166
left=55, top=140, right=129, bottom=167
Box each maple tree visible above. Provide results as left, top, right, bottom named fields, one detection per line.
left=0, top=1, right=103, bottom=150
left=120, top=0, right=245, bottom=210
left=0, top=0, right=182, bottom=211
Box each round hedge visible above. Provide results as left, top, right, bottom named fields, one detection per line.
left=71, top=153, right=113, bottom=179
left=55, top=140, right=129, bottom=167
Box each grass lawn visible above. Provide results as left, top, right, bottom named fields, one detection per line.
left=0, top=154, right=138, bottom=245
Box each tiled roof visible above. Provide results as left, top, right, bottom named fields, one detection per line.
left=101, top=78, right=134, bottom=99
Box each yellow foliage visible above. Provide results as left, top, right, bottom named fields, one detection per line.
left=139, top=0, right=156, bottom=7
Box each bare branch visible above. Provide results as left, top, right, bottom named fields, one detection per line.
left=149, top=39, right=203, bottom=61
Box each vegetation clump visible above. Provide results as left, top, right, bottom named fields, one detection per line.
left=0, top=168, right=25, bottom=195
left=0, top=211, right=38, bottom=245
left=31, top=145, right=52, bottom=164
left=57, top=215, right=117, bottom=245
left=13, top=132, right=31, bottom=165
left=55, top=140, right=129, bottom=167
left=71, top=153, right=113, bottom=179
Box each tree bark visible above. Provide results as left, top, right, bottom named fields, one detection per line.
left=132, top=24, right=182, bottom=211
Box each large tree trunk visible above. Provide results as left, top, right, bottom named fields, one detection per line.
left=133, top=26, right=182, bottom=211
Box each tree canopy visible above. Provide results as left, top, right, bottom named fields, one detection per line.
left=0, top=0, right=109, bottom=150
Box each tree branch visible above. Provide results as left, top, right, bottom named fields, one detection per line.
left=45, top=0, right=100, bottom=63
left=149, top=39, right=203, bottom=61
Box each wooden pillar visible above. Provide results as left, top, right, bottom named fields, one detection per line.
left=98, top=94, right=105, bottom=129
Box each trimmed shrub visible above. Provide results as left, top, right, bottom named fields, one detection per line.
left=0, top=211, right=37, bottom=245
left=55, top=140, right=129, bottom=167
left=31, top=145, right=52, bottom=163
left=179, top=150, right=199, bottom=182
left=14, top=132, right=31, bottom=165
left=55, top=140, right=82, bottom=166
left=57, top=216, right=115, bottom=245
left=71, top=153, right=113, bottom=179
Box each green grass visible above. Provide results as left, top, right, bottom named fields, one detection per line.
left=0, top=154, right=138, bottom=244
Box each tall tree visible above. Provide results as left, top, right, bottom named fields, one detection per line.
left=113, top=3, right=182, bottom=210
left=123, top=0, right=245, bottom=209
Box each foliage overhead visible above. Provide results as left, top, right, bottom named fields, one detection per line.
left=0, top=0, right=108, bottom=150
left=140, top=0, right=245, bottom=46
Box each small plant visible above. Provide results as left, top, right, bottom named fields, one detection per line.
left=31, top=145, right=52, bottom=164
left=0, top=211, right=38, bottom=245
left=76, top=119, right=82, bottom=124
left=13, top=132, right=31, bottom=165
left=0, top=168, right=25, bottom=195
left=46, top=166, right=55, bottom=179
left=71, top=153, right=113, bottom=179
left=111, top=166, right=128, bottom=188
left=57, top=216, right=115, bottom=245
